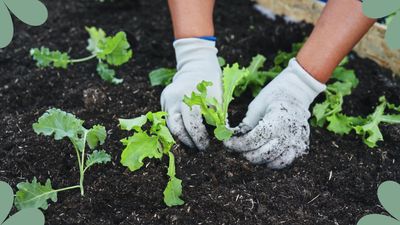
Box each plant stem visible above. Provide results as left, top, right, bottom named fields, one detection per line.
left=79, top=130, right=89, bottom=196
left=54, top=185, right=81, bottom=193
left=69, top=54, right=96, bottom=63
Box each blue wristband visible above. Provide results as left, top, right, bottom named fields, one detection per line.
left=197, top=36, right=217, bottom=42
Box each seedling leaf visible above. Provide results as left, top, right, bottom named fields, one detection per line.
left=30, top=47, right=70, bottom=69
left=14, top=178, right=57, bottom=210
left=87, top=125, right=107, bottom=150
left=97, top=31, right=133, bottom=66
left=86, top=150, right=112, bottom=169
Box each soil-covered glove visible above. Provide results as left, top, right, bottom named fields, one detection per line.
left=161, top=38, right=222, bottom=150
left=224, top=58, right=326, bottom=169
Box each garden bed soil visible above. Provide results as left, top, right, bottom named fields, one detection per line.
left=1, top=0, right=400, bottom=224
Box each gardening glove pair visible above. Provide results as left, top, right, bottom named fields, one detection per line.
left=161, top=38, right=222, bottom=150
left=224, top=59, right=326, bottom=169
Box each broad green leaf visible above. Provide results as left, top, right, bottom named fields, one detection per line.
left=218, top=56, right=226, bottom=67
left=96, top=62, right=123, bottom=84
left=214, top=125, right=233, bottom=141
left=222, top=64, right=249, bottom=119
left=15, top=178, right=57, bottom=210
left=357, top=214, right=400, bottom=225
left=378, top=181, right=400, bottom=221
left=362, top=0, right=400, bottom=18
left=30, top=47, right=70, bottom=69
left=87, top=125, right=107, bottom=149
left=332, top=67, right=359, bottom=89
left=0, top=181, right=13, bottom=224
left=326, top=114, right=355, bottom=135
left=163, top=152, right=184, bottom=207
left=32, top=108, right=84, bottom=140
left=119, top=115, right=147, bottom=132
left=120, top=133, right=162, bottom=171
left=385, top=12, right=400, bottom=50
left=234, top=54, right=267, bottom=97
left=86, top=27, right=107, bottom=54
left=97, top=31, right=133, bottom=66
left=85, top=150, right=111, bottom=169
left=149, top=68, right=176, bottom=86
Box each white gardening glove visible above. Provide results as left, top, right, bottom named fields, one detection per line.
left=161, top=38, right=222, bottom=150
left=224, top=58, right=326, bottom=169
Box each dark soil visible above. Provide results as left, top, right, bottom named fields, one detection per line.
left=1, top=0, right=400, bottom=224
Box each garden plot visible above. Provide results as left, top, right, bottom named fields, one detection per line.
left=0, top=0, right=400, bottom=224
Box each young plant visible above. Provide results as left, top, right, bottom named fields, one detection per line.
left=119, top=111, right=184, bottom=207
left=184, top=64, right=249, bottom=141
left=148, top=56, right=226, bottom=87
left=312, top=58, right=400, bottom=147
left=14, top=108, right=111, bottom=210
left=31, top=27, right=133, bottom=84
left=234, top=42, right=304, bottom=97
left=312, top=58, right=360, bottom=134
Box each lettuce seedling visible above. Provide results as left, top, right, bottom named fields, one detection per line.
left=14, top=108, right=111, bottom=210
left=119, top=112, right=184, bottom=207
left=184, top=64, right=249, bottom=141
left=234, top=42, right=303, bottom=97
left=312, top=59, right=361, bottom=134
left=312, top=59, right=400, bottom=147
left=31, top=27, right=133, bottom=84
left=149, top=57, right=226, bottom=87
left=354, top=96, right=400, bottom=147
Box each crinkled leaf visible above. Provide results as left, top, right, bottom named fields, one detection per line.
left=163, top=152, right=184, bottom=207
left=97, top=31, right=132, bottom=66
left=149, top=68, right=176, bottom=86
left=332, top=67, right=359, bottom=89
left=14, top=178, right=57, bottom=210
left=120, top=133, right=162, bottom=171
left=86, top=27, right=107, bottom=54
left=87, top=125, right=107, bottom=149
left=30, top=47, right=70, bottom=69
left=234, top=54, right=267, bottom=97
left=222, top=63, right=249, bottom=118
left=32, top=108, right=84, bottom=140
left=96, top=62, right=123, bottom=84
left=85, top=150, right=111, bottom=169
left=119, top=115, right=147, bottom=132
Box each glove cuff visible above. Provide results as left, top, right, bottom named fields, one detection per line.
left=173, top=38, right=220, bottom=81
left=283, top=58, right=326, bottom=107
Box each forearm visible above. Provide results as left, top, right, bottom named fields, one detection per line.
left=167, top=0, right=215, bottom=39
left=297, top=0, right=376, bottom=83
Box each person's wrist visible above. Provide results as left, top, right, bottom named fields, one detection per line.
left=277, top=58, right=326, bottom=107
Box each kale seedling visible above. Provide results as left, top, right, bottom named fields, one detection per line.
left=14, top=108, right=111, bottom=210
left=31, top=27, right=133, bottom=84
left=148, top=56, right=226, bottom=87
left=119, top=111, right=184, bottom=207
left=184, top=63, right=249, bottom=141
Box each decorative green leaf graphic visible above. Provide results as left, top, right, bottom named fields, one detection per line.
left=362, top=0, right=400, bottom=49
left=0, top=181, right=45, bottom=225
left=357, top=181, right=400, bottom=225
left=385, top=12, right=400, bottom=50
left=0, top=2, right=13, bottom=48
left=3, top=0, right=47, bottom=26
left=362, top=0, right=400, bottom=18
left=0, top=0, right=48, bottom=48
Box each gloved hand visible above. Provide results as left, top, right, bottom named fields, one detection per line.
left=161, top=38, right=222, bottom=150
left=224, top=58, right=326, bottom=169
